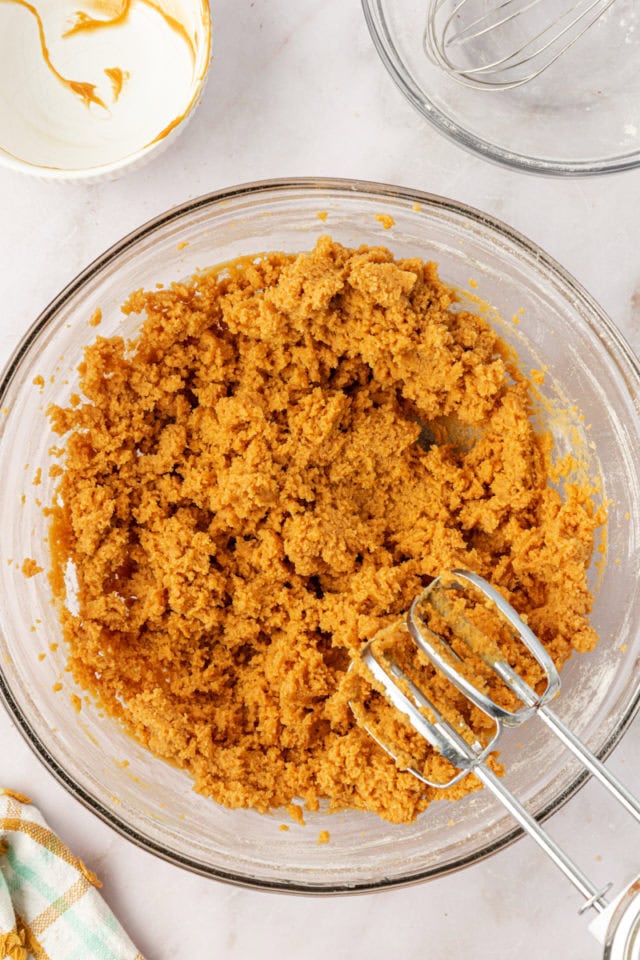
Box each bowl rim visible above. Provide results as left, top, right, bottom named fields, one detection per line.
left=361, top=0, right=640, bottom=179
left=2, top=176, right=640, bottom=893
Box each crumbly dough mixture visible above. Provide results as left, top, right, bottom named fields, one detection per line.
left=47, top=237, right=602, bottom=824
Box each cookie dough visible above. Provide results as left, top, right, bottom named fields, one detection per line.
left=46, top=237, right=602, bottom=823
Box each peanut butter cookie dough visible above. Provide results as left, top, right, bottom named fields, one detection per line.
left=46, top=237, right=602, bottom=824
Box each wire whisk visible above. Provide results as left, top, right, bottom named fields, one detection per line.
left=425, top=0, right=619, bottom=91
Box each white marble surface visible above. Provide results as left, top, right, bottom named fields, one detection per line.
left=2, top=2, right=640, bottom=957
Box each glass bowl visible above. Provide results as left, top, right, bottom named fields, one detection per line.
left=2, top=178, right=640, bottom=893
left=362, top=0, right=640, bottom=176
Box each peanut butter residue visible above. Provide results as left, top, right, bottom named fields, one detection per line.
left=6, top=0, right=107, bottom=109
left=64, top=0, right=196, bottom=62
left=6, top=0, right=204, bottom=121
left=104, top=66, right=129, bottom=101
left=46, top=238, right=602, bottom=824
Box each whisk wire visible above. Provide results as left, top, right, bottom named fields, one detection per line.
left=444, top=0, right=548, bottom=47
left=425, top=0, right=618, bottom=90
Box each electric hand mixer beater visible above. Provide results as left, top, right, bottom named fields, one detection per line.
left=350, top=570, right=640, bottom=959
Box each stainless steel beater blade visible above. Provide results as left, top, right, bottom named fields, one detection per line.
left=409, top=570, right=560, bottom=725
left=355, top=633, right=501, bottom=788
left=351, top=636, right=611, bottom=913
left=408, top=570, right=640, bottom=825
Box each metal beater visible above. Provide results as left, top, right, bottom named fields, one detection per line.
left=424, top=0, right=619, bottom=91
left=351, top=570, right=640, bottom=957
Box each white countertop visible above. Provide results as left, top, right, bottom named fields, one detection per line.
left=3, top=2, right=640, bottom=958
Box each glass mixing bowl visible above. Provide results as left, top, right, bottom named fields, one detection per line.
left=2, top=178, right=640, bottom=893
left=362, top=0, right=640, bottom=176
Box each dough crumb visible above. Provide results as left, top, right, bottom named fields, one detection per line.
left=21, top=558, right=43, bottom=578
left=45, top=237, right=602, bottom=825
left=286, top=804, right=306, bottom=827
left=374, top=213, right=395, bottom=229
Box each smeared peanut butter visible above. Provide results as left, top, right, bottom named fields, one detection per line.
left=7, top=0, right=107, bottom=109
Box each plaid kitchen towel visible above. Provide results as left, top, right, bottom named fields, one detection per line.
left=0, top=789, right=144, bottom=960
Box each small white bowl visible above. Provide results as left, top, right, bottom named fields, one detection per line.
left=0, top=0, right=212, bottom=181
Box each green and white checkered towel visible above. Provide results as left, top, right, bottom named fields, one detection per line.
left=0, top=789, right=144, bottom=960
